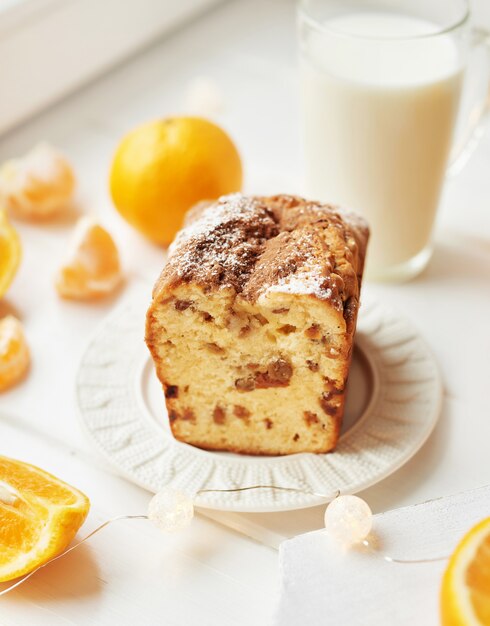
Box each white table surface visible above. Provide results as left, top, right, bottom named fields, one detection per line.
left=277, top=484, right=490, bottom=626
left=0, top=0, right=489, bottom=623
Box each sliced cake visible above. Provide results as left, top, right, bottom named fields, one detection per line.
left=145, top=193, right=369, bottom=455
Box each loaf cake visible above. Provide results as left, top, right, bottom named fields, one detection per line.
left=145, top=194, right=369, bottom=455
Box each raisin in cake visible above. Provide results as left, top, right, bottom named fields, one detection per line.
left=145, top=194, right=369, bottom=455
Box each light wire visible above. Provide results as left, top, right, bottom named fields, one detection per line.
left=0, top=486, right=449, bottom=597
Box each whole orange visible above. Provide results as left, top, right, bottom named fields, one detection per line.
left=109, top=116, right=242, bottom=245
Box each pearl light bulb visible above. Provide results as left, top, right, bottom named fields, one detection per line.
left=324, top=495, right=373, bottom=546
left=148, top=488, right=194, bottom=532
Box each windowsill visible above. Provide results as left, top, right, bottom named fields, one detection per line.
left=0, top=0, right=222, bottom=136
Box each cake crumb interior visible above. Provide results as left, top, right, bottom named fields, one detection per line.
left=149, top=283, right=349, bottom=455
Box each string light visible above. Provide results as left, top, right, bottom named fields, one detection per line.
left=148, top=487, right=194, bottom=532
left=0, top=485, right=450, bottom=597
left=324, top=495, right=373, bottom=546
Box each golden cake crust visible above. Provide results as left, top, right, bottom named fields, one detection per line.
left=152, top=193, right=369, bottom=324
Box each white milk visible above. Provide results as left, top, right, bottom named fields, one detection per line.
left=301, top=12, right=464, bottom=277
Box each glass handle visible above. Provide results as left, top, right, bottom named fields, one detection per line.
left=447, top=27, right=490, bottom=177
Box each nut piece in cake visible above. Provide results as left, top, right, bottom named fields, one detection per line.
left=146, top=193, right=369, bottom=455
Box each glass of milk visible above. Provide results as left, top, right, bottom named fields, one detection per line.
left=299, top=0, right=488, bottom=281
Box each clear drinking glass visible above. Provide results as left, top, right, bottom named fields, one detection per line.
left=298, top=0, right=489, bottom=282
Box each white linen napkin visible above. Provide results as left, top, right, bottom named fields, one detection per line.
left=275, top=484, right=490, bottom=626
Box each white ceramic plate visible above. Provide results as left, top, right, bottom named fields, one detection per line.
left=76, top=292, right=442, bottom=513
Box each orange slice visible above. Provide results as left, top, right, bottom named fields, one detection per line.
left=56, top=216, right=122, bottom=300
left=0, top=143, right=75, bottom=220
left=0, top=316, right=30, bottom=391
left=0, top=455, right=90, bottom=582
left=441, top=517, right=490, bottom=625
left=0, top=210, right=21, bottom=298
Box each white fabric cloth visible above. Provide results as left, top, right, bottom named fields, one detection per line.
left=275, top=484, right=490, bottom=625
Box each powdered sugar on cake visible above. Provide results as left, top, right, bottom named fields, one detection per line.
left=266, top=271, right=333, bottom=300
left=155, top=193, right=369, bottom=312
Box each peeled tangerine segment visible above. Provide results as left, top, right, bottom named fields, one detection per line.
left=0, top=455, right=90, bottom=582
left=56, top=217, right=122, bottom=300
left=0, top=143, right=76, bottom=220
left=0, top=316, right=30, bottom=392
